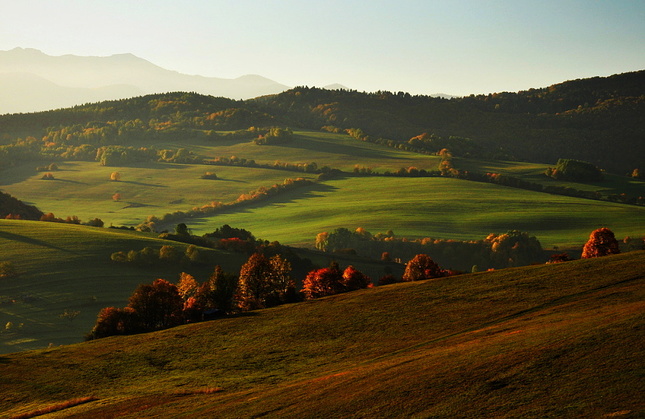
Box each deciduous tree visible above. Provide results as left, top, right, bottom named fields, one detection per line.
left=582, top=227, right=620, bottom=258
left=342, top=265, right=372, bottom=291
left=302, top=265, right=344, bottom=299
left=402, top=254, right=445, bottom=281
left=128, top=279, right=184, bottom=330
left=236, top=253, right=294, bottom=310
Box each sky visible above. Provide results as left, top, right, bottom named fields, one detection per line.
left=1, top=0, right=644, bottom=96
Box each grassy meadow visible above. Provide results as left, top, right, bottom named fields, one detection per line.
left=1, top=129, right=643, bottom=251
left=0, top=251, right=642, bottom=418
left=0, top=160, right=316, bottom=227
left=166, top=175, right=645, bottom=249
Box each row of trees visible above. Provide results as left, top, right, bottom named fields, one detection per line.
left=316, top=228, right=545, bottom=271
left=89, top=225, right=634, bottom=340
left=545, top=159, right=603, bottom=182
left=89, top=250, right=392, bottom=339
left=136, top=177, right=312, bottom=232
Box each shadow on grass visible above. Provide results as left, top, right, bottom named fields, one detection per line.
left=216, top=178, right=247, bottom=183
left=0, top=230, right=73, bottom=253
left=122, top=202, right=156, bottom=209
left=284, top=136, right=400, bottom=160
left=119, top=181, right=167, bottom=188
left=54, top=179, right=87, bottom=185
left=155, top=182, right=340, bottom=231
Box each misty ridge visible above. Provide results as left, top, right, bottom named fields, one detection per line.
left=0, top=48, right=456, bottom=115
left=0, top=48, right=292, bottom=114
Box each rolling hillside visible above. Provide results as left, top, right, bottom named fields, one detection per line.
left=1, top=128, right=642, bottom=252
left=0, top=220, right=396, bottom=354
left=0, top=251, right=643, bottom=418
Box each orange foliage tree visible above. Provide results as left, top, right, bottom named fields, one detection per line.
left=581, top=227, right=620, bottom=258
left=402, top=254, right=446, bottom=281
left=302, top=264, right=371, bottom=299
left=302, top=266, right=344, bottom=299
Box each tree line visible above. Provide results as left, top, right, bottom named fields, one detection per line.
left=88, top=246, right=450, bottom=340
left=316, top=227, right=546, bottom=271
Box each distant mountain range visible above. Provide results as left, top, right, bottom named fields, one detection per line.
left=0, top=48, right=457, bottom=115
left=0, top=48, right=291, bottom=114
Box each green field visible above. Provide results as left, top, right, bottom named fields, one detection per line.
left=1, top=134, right=643, bottom=251
left=1, top=251, right=643, bottom=418
left=0, top=160, right=317, bottom=227
left=457, top=157, right=645, bottom=198
left=167, top=176, right=645, bottom=249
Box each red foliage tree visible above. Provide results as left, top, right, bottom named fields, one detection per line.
left=341, top=265, right=372, bottom=291
left=302, top=266, right=344, bottom=299
left=581, top=227, right=620, bottom=258
left=402, top=254, right=446, bottom=281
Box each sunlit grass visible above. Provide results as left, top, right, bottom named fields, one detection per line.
left=0, top=251, right=642, bottom=418
left=181, top=176, right=645, bottom=249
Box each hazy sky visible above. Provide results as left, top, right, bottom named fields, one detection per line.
left=1, top=0, right=643, bottom=96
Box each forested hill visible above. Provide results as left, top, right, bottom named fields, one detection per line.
left=0, top=70, right=643, bottom=174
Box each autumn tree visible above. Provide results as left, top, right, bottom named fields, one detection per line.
left=342, top=265, right=372, bottom=291
left=177, top=272, right=198, bottom=301
left=581, top=227, right=620, bottom=258
left=236, top=253, right=294, bottom=310
left=128, top=279, right=184, bottom=330
left=302, top=265, right=344, bottom=299
left=86, top=307, right=138, bottom=339
left=110, top=171, right=121, bottom=181
left=203, top=265, right=239, bottom=313
left=402, top=254, right=446, bottom=281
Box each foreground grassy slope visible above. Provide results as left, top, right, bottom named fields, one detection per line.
left=1, top=252, right=643, bottom=418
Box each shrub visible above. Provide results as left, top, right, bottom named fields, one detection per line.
left=201, top=172, right=218, bottom=180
